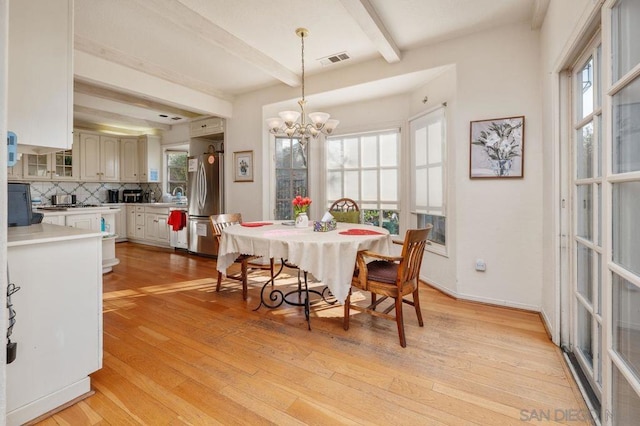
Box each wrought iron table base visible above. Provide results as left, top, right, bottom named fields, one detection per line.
left=254, top=258, right=336, bottom=330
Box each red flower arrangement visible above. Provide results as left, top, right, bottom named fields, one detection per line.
left=292, top=195, right=312, bottom=216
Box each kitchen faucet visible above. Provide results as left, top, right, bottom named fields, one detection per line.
left=172, top=187, right=184, bottom=197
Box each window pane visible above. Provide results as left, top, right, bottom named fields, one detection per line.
left=275, top=138, right=290, bottom=168
left=415, top=168, right=427, bottom=207
left=361, top=135, right=377, bottom=167
left=596, top=252, right=602, bottom=316
left=428, top=167, right=443, bottom=208
left=577, top=303, right=593, bottom=368
left=579, top=57, right=593, bottom=119
left=343, top=138, right=359, bottom=168
left=613, top=363, right=640, bottom=425
left=577, top=242, right=593, bottom=304
left=612, top=0, right=640, bottom=81
left=326, top=171, right=342, bottom=200
left=613, top=274, right=640, bottom=383
left=418, top=214, right=446, bottom=245
left=380, top=169, right=397, bottom=200
left=576, top=122, right=593, bottom=179
left=415, top=127, right=427, bottom=167
left=344, top=170, right=359, bottom=199
left=292, top=170, right=307, bottom=196
left=326, top=139, right=343, bottom=168
left=612, top=181, right=640, bottom=276
left=576, top=184, right=592, bottom=241
left=380, top=133, right=397, bottom=167
left=361, top=170, right=378, bottom=201
left=428, top=122, right=442, bottom=163
left=596, top=114, right=602, bottom=177
left=382, top=210, right=399, bottom=235
left=292, top=141, right=306, bottom=168
left=613, top=76, right=640, bottom=174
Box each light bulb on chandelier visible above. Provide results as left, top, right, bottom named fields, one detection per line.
left=266, top=28, right=339, bottom=145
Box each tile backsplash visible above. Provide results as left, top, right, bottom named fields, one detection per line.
left=29, top=181, right=164, bottom=205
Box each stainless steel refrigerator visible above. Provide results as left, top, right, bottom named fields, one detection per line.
left=187, top=151, right=224, bottom=256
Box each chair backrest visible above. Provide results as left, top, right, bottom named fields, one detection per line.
left=397, top=226, right=433, bottom=284
left=210, top=213, right=243, bottom=239
left=329, top=198, right=360, bottom=223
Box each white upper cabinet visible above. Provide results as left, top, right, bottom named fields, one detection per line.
left=120, top=137, right=139, bottom=182
left=138, top=135, right=161, bottom=182
left=8, top=0, right=73, bottom=153
left=189, top=117, right=224, bottom=137
left=79, top=133, right=120, bottom=181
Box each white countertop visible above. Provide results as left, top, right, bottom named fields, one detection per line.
left=8, top=223, right=102, bottom=247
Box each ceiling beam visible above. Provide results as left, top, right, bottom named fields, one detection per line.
left=339, top=0, right=401, bottom=63
left=531, top=0, right=550, bottom=30
left=74, top=105, right=172, bottom=131
left=130, top=0, right=301, bottom=87
left=75, top=35, right=230, bottom=100
left=74, top=80, right=201, bottom=120
left=73, top=119, right=161, bottom=136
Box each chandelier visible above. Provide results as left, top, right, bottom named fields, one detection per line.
left=266, top=28, right=339, bottom=144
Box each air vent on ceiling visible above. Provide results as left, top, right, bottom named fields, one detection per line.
left=318, top=52, right=350, bottom=67
left=171, top=116, right=182, bottom=121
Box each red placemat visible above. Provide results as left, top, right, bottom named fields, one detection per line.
left=339, top=229, right=384, bottom=235
left=241, top=222, right=273, bottom=227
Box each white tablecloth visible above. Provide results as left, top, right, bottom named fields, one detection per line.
left=216, top=221, right=392, bottom=304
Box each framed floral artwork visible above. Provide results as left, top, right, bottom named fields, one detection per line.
left=233, top=150, right=254, bottom=182
left=470, top=116, right=524, bottom=179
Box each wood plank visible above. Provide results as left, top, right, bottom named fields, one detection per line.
left=34, top=243, right=591, bottom=425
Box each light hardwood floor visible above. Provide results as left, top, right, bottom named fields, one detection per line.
left=36, top=242, right=592, bottom=425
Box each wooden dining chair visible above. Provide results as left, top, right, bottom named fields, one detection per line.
left=329, top=197, right=360, bottom=223
left=343, top=225, right=432, bottom=347
left=210, top=213, right=274, bottom=300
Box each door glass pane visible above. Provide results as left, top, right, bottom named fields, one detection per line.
left=596, top=253, right=602, bottom=316
left=613, top=364, right=640, bottom=424
left=597, top=183, right=602, bottom=246
left=576, top=184, right=592, bottom=241
left=577, top=122, right=594, bottom=179
left=612, top=181, right=640, bottom=276
left=613, top=274, right=640, bottom=382
left=579, top=57, right=594, bottom=119
left=596, top=44, right=602, bottom=109
left=577, top=242, right=593, bottom=303
left=612, top=76, right=640, bottom=174
left=577, top=303, right=593, bottom=368
left=612, top=0, right=640, bottom=81
left=596, top=114, right=602, bottom=178
left=597, top=323, right=602, bottom=386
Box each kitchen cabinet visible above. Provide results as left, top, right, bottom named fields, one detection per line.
left=79, top=133, right=120, bottom=182
left=145, top=209, right=169, bottom=243
left=8, top=157, right=23, bottom=180
left=66, top=213, right=101, bottom=232
left=8, top=0, right=73, bottom=154
left=134, top=206, right=146, bottom=239
left=126, top=206, right=137, bottom=238
left=111, top=204, right=127, bottom=242
left=41, top=214, right=65, bottom=226
left=22, top=148, right=77, bottom=180
left=189, top=117, right=224, bottom=137
left=120, top=137, right=139, bottom=182
left=138, top=135, right=161, bottom=182
left=7, top=225, right=102, bottom=425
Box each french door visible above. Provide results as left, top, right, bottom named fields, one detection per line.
left=567, top=1, right=640, bottom=424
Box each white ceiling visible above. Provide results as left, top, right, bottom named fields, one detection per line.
left=73, top=0, right=544, bottom=134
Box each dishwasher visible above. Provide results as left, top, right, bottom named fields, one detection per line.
left=168, top=207, right=189, bottom=249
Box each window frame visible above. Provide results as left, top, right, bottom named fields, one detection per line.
left=325, top=128, right=400, bottom=235
left=165, top=150, right=188, bottom=197
left=274, top=136, right=308, bottom=220
left=410, top=105, right=448, bottom=256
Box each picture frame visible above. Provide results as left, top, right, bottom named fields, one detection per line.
left=233, top=150, right=254, bottom=182
left=469, top=116, right=525, bottom=179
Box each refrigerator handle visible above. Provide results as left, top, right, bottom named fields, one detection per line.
left=197, top=161, right=207, bottom=210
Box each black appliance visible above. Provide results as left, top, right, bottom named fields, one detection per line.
left=122, top=189, right=143, bottom=203
left=8, top=183, right=33, bottom=227
left=107, top=189, right=119, bottom=203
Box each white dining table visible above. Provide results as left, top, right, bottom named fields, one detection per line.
left=216, top=221, right=392, bottom=305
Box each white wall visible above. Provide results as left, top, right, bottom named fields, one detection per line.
left=1, top=0, right=8, bottom=419
left=539, top=0, right=596, bottom=341
left=228, top=21, right=547, bottom=310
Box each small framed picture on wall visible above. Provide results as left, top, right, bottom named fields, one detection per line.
left=469, top=116, right=525, bottom=179
left=233, top=150, right=254, bottom=182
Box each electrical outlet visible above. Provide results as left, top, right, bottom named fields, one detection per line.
left=475, top=259, right=486, bottom=272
